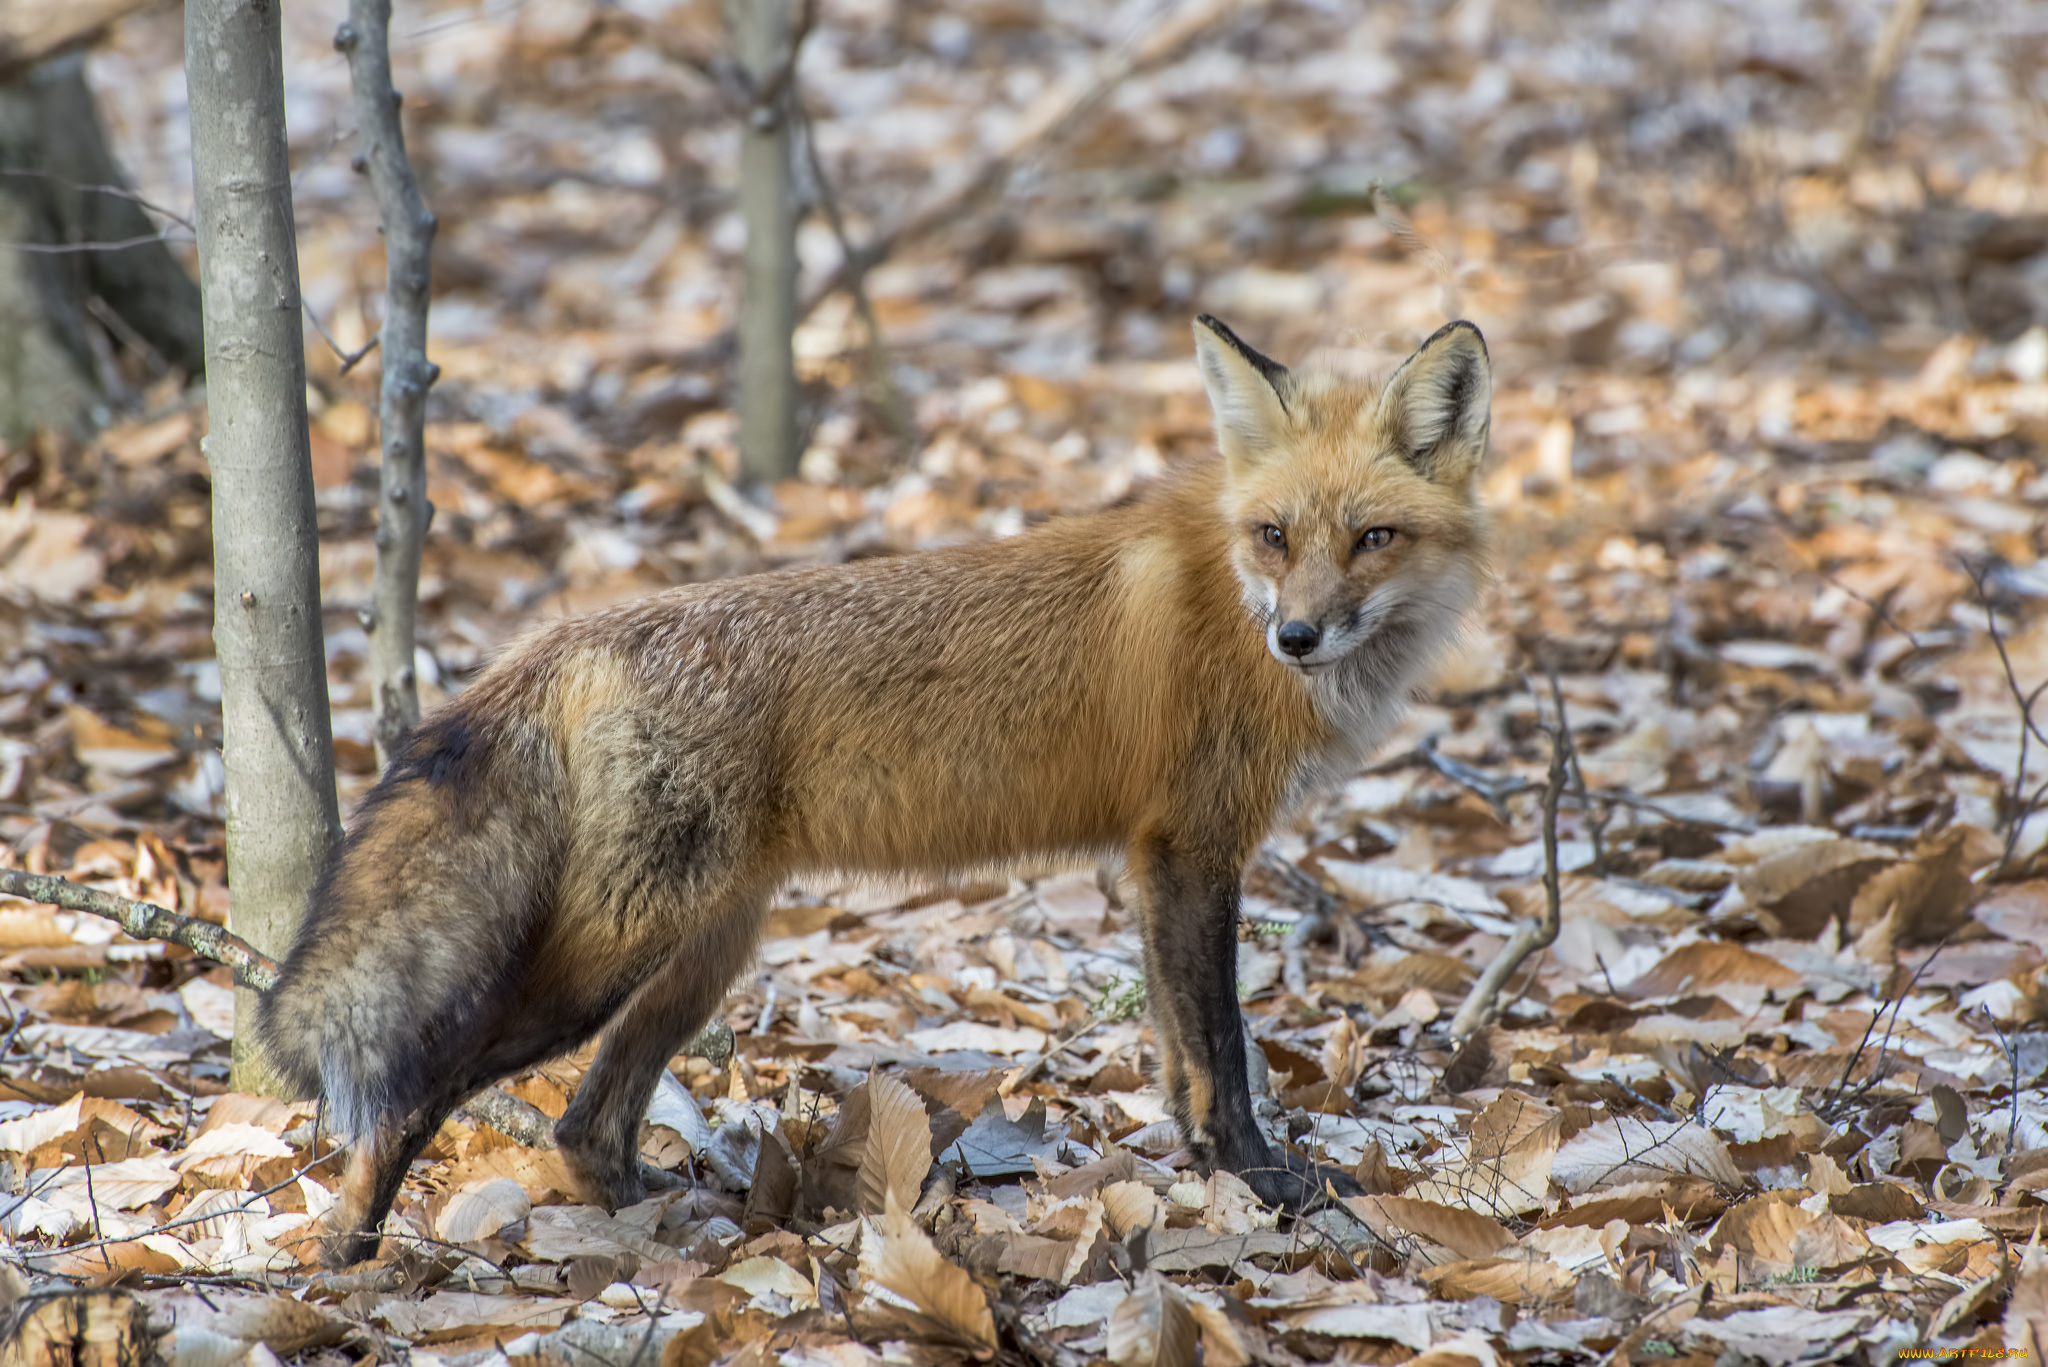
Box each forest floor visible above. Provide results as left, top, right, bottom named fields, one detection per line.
left=7, top=0, right=2048, bottom=1362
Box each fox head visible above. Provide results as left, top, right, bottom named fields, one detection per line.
left=1193, top=315, right=1493, bottom=673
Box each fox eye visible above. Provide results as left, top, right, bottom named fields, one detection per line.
left=1259, top=524, right=1286, bottom=551
left=1356, top=526, right=1396, bottom=552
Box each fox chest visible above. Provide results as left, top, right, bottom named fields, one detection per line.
left=1284, top=666, right=1410, bottom=815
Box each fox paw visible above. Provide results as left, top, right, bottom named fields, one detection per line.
left=1235, top=1150, right=1361, bottom=1213
left=316, top=1226, right=384, bottom=1270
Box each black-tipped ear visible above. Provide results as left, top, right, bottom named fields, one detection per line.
left=1380, top=320, right=1491, bottom=484
left=1193, top=315, right=1291, bottom=467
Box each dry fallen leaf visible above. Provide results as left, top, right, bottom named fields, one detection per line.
left=1107, top=1271, right=1200, bottom=1367
left=1341, top=1193, right=1515, bottom=1267
left=863, top=1191, right=998, bottom=1356
left=1552, top=1117, right=1741, bottom=1193
left=435, top=1176, right=531, bottom=1243
left=856, top=1069, right=935, bottom=1216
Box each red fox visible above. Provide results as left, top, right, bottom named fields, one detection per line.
left=258, top=316, right=1493, bottom=1265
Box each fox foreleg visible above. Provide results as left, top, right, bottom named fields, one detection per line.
left=1132, top=833, right=1361, bottom=1211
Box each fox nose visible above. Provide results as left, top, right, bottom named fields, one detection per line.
left=1276, top=620, right=1321, bottom=658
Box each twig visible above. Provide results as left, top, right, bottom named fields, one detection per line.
left=82, top=1133, right=110, bottom=1270
left=1815, top=940, right=1947, bottom=1124
left=1449, top=722, right=1570, bottom=1037
left=0, top=230, right=192, bottom=255
left=1995, top=1022, right=2022, bottom=1157
left=1360, top=734, right=1526, bottom=820
left=85, top=295, right=170, bottom=380
left=1826, top=573, right=1923, bottom=653
left=12, top=1145, right=345, bottom=1263
left=0, top=170, right=194, bottom=231
left=1, top=999, right=27, bottom=1062
left=302, top=301, right=379, bottom=376
left=998, top=1015, right=1101, bottom=1097
left=1544, top=666, right=1607, bottom=876
left=1602, top=1073, right=1679, bottom=1124
left=1845, top=0, right=1929, bottom=164
left=1962, top=560, right=2048, bottom=876
left=336, top=0, right=441, bottom=768
left=1362, top=742, right=1750, bottom=835
left=793, top=98, right=915, bottom=449
left=1586, top=789, right=1750, bottom=835
left=0, top=867, right=281, bottom=990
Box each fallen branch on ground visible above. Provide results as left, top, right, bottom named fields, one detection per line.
left=1362, top=739, right=1751, bottom=836
left=0, top=866, right=282, bottom=990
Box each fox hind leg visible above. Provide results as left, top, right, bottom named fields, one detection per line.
left=320, top=1082, right=472, bottom=1268
left=554, top=894, right=768, bottom=1210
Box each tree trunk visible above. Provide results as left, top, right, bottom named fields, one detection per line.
left=728, top=0, right=799, bottom=484
left=337, top=0, right=439, bottom=769
left=0, top=53, right=203, bottom=439
left=185, top=0, right=342, bottom=1094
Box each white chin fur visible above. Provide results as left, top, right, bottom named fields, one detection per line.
left=1280, top=580, right=1478, bottom=815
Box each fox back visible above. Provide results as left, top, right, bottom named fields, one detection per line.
left=257, top=315, right=1493, bottom=1265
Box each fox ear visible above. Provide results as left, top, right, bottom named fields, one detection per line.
left=1193, top=314, right=1290, bottom=466
left=1380, top=321, right=1491, bottom=484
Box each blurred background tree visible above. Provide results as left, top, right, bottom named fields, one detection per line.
left=0, top=0, right=201, bottom=440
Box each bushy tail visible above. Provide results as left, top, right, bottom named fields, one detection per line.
left=256, top=910, right=431, bottom=1138
left=254, top=709, right=553, bottom=1137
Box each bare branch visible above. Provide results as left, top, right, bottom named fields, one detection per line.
left=794, top=99, right=914, bottom=447
left=1961, top=559, right=2048, bottom=877
left=1362, top=734, right=1526, bottom=820
left=335, top=0, right=440, bottom=768
left=1543, top=666, right=1606, bottom=876
left=0, top=866, right=281, bottom=990
left=1825, top=572, right=1923, bottom=653
left=0, top=170, right=193, bottom=231
left=1364, top=741, right=1750, bottom=836
left=300, top=299, right=378, bottom=375
left=795, top=0, right=1263, bottom=328
left=0, top=230, right=191, bottom=255
left=1815, top=938, right=1948, bottom=1123
left=1449, top=721, right=1569, bottom=1037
